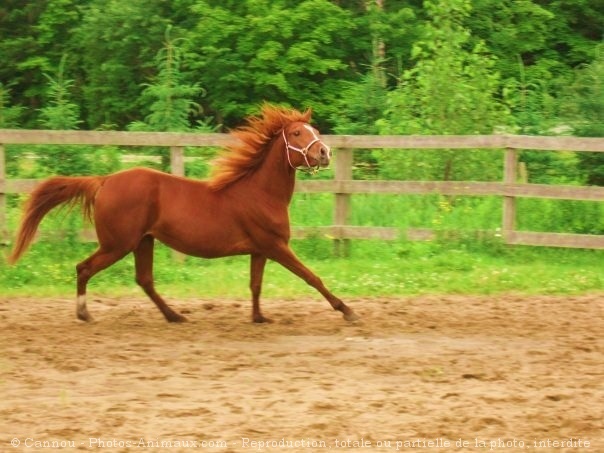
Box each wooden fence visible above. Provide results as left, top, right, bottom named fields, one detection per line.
left=1, top=130, right=603, bottom=250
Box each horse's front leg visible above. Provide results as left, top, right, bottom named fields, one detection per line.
left=268, top=245, right=359, bottom=322
left=250, top=254, right=272, bottom=323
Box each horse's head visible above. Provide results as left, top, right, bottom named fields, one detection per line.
left=282, top=122, right=331, bottom=172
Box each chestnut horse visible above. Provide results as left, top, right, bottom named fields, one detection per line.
left=8, top=105, right=358, bottom=323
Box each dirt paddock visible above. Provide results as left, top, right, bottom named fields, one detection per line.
left=1, top=294, right=602, bottom=452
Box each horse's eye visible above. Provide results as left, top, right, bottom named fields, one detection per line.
left=293, top=130, right=300, bottom=136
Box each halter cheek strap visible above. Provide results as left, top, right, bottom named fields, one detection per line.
left=282, top=124, right=330, bottom=173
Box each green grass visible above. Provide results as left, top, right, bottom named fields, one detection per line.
left=2, top=190, right=602, bottom=299
left=1, top=237, right=602, bottom=299
left=290, top=193, right=604, bottom=234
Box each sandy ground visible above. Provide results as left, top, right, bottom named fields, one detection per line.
left=0, top=294, right=602, bottom=452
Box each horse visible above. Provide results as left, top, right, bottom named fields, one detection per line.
left=8, top=105, right=359, bottom=324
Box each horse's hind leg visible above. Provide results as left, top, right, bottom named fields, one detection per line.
left=76, top=248, right=127, bottom=321
left=134, top=235, right=187, bottom=323
left=250, top=254, right=272, bottom=323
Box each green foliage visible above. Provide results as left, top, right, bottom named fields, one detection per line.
left=127, top=28, right=214, bottom=169
left=502, top=56, right=560, bottom=134
left=373, top=0, right=509, bottom=183
left=38, top=55, right=81, bottom=130
left=26, top=55, right=121, bottom=177
left=128, top=27, right=208, bottom=133
left=71, top=0, right=173, bottom=128
left=565, top=45, right=604, bottom=136
left=35, top=55, right=95, bottom=176
left=560, top=44, right=604, bottom=185
left=381, top=0, right=509, bottom=136
left=0, top=0, right=83, bottom=126
left=518, top=198, right=604, bottom=235
left=468, top=0, right=555, bottom=81
left=0, top=82, right=22, bottom=127
left=1, top=0, right=602, bottom=133
left=332, top=71, right=387, bottom=135
left=183, top=0, right=355, bottom=126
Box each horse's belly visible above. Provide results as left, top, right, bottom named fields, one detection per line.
left=153, top=227, right=252, bottom=258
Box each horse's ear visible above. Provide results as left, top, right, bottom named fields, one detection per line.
left=302, top=107, right=312, bottom=123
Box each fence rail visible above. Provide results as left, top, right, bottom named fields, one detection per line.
left=1, top=129, right=603, bottom=250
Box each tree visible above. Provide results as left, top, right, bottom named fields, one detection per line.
left=183, top=0, right=356, bottom=128
left=38, top=55, right=81, bottom=130
left=36, top=56, right=119, bottom=177
left=0, top=0, right=85, bottom=127
left=128, top=27, right=207, bottom=133
left=0, top=83, right=22, bottom=127
left=36, top=55, right=92, bottom=176
left=331, top=0, right=418, bottom=134
left=1, top=0, right=602, bottom=133
left=71, top=0, right=173, bottom=128
left=128, top=28, right=214, bottom=171
left=376, top=0, right=509, bottom=181
left=563, top=44, right=604, bottom=185
left=468, top=0, right=555, bottom=81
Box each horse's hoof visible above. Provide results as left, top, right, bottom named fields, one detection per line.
left=253, top=315, right=274, bottom=324
left=77, top=311, right=94, bottom=322
left=343, top=311, right=360, bottom=322
left=167, top=313, right=188, bottom=323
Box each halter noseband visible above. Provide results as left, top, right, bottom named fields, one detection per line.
left=282, top=124, right=330, bottom=174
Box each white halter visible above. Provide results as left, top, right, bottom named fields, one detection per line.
left=282, top=124, right=330, bottom=173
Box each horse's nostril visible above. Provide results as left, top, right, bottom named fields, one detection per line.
left=320, top=148, right=328, bottom=158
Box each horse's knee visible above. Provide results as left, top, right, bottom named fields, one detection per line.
left=136, top=275, right=153, bottom=292
left=250, top=282, right=261, bottom=297
left=76, top=262, right=87, bottom=278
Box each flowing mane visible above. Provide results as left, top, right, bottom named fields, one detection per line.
left=208, top=104, right=312, bottom=191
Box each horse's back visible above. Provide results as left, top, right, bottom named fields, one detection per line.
left=99, top=167, right=205, bottom=200
left=93, top=168, right=208, bottom=249
left=96, top=167, right=165, bottom=209
left=93, top=168, right=235, bottom=253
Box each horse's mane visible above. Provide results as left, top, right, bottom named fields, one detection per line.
left=208, top=104, right=312, bottom=191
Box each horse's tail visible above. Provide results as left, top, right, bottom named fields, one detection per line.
left=8, top=176, right=104, bottom=264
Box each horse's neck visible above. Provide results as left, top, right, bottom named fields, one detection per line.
left=250, top=146, right=297, bottom=205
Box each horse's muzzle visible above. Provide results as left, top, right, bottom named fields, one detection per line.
left=318, top=146, right=330, bottom=167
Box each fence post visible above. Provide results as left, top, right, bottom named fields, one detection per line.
left=502, top=147, right=517, bottom=243
left=170, top=146, right=185, bottom=261
left=333, top=147, right=353, bottom=257
left=170, top=146, right=185, bottom=177
left=0, top=143, right=6, bottom=245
